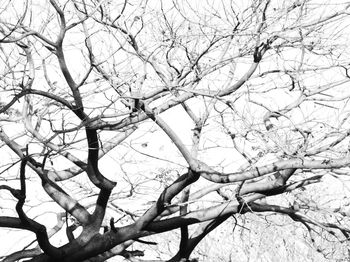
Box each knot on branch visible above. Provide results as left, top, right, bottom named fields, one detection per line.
left=254, top=36, right=276, bottom=63
left=253, top=43, right=268, bottom=63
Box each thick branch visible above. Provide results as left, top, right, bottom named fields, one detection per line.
left=197, top=157, right=350, bottom=183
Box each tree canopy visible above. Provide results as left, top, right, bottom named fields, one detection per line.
left=1, top=0, right=350, bottom=261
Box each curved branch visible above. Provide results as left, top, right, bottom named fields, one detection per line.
left=85, top=128, right=116, bottom=190
left=0, top=88, right=75, bottom=115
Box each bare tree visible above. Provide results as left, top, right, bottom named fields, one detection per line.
left=1, top=0, right=350, bottom=261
